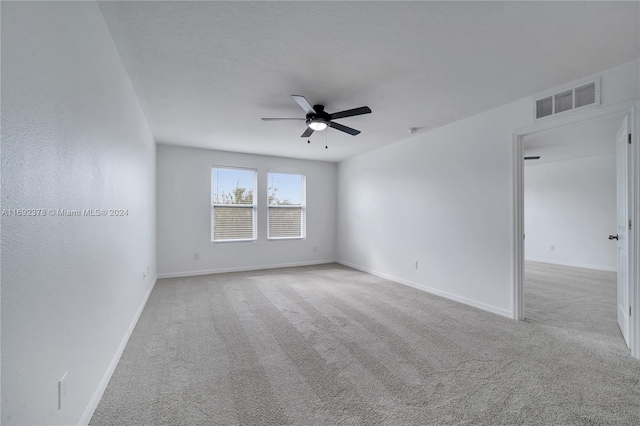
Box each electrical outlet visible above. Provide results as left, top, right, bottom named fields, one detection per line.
left=58, top=372, right=67, bottom=410
left=194, top=253, right=199, bottom=260
left=550, top=245, right=555, bottom=252
left=413, top=261, right=418, bottom=269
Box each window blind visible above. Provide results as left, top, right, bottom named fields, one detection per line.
left=268, top=207, right=303, bottom=238
left=213, top=206, right=254, bottom=240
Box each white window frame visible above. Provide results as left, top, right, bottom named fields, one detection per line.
left=211, top=166, right=257, bottom=243
left=267, top=172, right=306, bottom=240
left=533, top=77, right=601, bottom=122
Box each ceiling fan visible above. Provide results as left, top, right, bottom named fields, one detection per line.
left=262, top=95, right=371, bottom=137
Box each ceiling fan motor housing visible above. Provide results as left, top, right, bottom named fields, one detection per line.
left=306, top=105, right=330, bottom=120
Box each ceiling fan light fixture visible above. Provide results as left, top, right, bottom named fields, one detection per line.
left=308, top=119, right=328, bottom=131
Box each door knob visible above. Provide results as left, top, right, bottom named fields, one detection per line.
left=609, top=234, right=619, bottom=240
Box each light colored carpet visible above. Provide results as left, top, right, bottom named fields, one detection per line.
left=90, top=262, right=640, bottom=425
left=524, top=261, right=626, bottom=356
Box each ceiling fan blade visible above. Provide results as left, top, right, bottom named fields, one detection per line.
left=524, top=156, right=541, bottom=160
left=301, top=127, right=314, bottom=138
left=329, top=106, right=372, bottom=120
left=329, top=121, right=360, bottom=136
left=261, top=118, right=305, bottom=121
left=292, top=95, right=316, bottom=115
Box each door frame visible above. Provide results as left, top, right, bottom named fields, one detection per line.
left=512, top=98, right=640, bottom=359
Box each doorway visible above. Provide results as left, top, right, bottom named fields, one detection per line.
left=522, top=115, right=625, bottom=349
left=512, top=100, right=639, bottom=359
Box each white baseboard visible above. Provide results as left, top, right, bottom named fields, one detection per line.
left=525, top=257, right=617, bottom=272
left=157, top=259, right=337, bottom=279
left=336, top=260, right=512, bottom=319
left=79, top=275, right=158, bottom=426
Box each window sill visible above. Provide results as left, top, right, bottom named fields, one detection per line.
left=267, top=237, right=305, bottom=241
left=212, top=239, right=257, bottom=244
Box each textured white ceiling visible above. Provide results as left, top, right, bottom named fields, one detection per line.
left=524, top=114, right=623, bottom=164
left=98, top=1, right=639, bottom=162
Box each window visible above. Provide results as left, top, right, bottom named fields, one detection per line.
left=534, top=78, right=599, bottom=120
left=211, top=167, right=256, bottom=242
left=268, top=173, right=306, bottom=239
left=574, top=82, right=596, bottom=108
left=554, top=89, right=573, bottom=114
left=536, top=96, right=553, bottom=119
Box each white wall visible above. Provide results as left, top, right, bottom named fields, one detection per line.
left=1, top=3, right=156, bottom=425
left=157, top=145, right=337, bottom=277
left=524, top=155, right=617, bottom=270
left=337, top=60, right=639, bottom=317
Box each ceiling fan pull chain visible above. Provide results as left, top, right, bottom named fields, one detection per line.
left=325, top=127, right=328, bottom=149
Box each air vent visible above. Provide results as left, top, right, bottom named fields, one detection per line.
left=534, top=78, right=600, bottom=120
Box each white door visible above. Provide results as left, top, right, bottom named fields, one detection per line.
left=615, top=116, right=630, bottom=346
